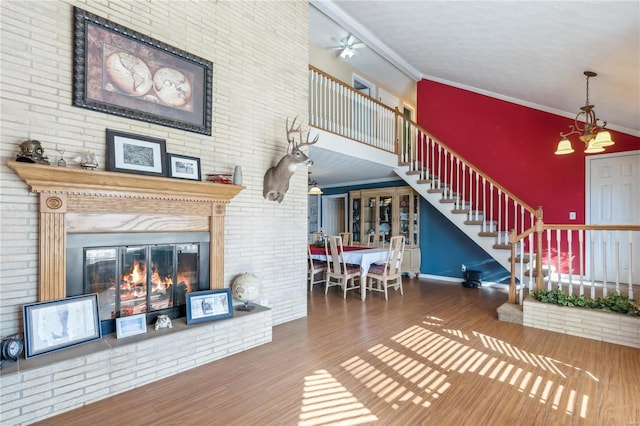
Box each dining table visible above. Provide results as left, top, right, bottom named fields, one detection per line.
left=309, top=244, right=389, bottom=301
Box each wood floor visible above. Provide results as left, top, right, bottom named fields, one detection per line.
left=37, top=278, right=640, bottom=426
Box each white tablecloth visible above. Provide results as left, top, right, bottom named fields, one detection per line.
left=311, top=247, right=389, bottom=300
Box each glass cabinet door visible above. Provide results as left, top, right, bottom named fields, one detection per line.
left=412, top=193, right=420, bottom=246
left=398, top=192, right=411, bottom=244
left=378, top=194, right=393, bottom=245
left=363, top=196, right=377, bottom=238
left=350, top=193, right=361, bottom=244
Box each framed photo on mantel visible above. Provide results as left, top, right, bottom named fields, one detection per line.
left=106, top=129, right=167, bottom=177
left=72, top=7, right=213, bottom=135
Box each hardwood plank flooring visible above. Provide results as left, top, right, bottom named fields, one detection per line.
left=36, top=278, right=640, bottom=426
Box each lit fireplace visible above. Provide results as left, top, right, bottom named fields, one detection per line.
left=67, top=232, right=210, bottom=334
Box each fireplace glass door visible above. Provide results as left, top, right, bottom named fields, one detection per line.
left=84, top=243, right=200, bottom=322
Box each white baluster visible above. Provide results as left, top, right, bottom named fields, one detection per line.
left=556, top=230, right=562, bottom=290
left=615, top=230, right=620, bottom=295
left=628, top=230, right=633, bottom=300
left=546, top=229, right=551, bottom=290
left=475, top=173, right=480, bottom=222
left=601, top=231, right=608, bottom=297
left=567, top=229, right=573, bottom=294
left=589, top=230, right=595, bottom=299
left=482, top=177, right=487, bottom=231
left=578, top=229, right=584, bottom=297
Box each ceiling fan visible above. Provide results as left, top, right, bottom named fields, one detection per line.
left=329, top=33, right=365, bottom=60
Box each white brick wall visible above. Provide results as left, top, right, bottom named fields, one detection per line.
left=1, top=1, right=306, bottom=422
left=523, top=296, right=640, bottom=349
left=1, top=308, right=273, bottom=425
left=1, top=0, right=309, bottom=335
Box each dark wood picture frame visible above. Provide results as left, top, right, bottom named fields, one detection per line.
left=106, top=129, right=167, bottom=177
left=72, top=6, right=213, bottom=135
left=23, top=294, right=101, bottom=358
left=186, top=289, right=234, bottom=325
left=167, top=153, right=202, bottom=181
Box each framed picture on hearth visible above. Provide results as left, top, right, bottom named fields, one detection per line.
left=167, top=153, right=201, bottom=181
left=186, top=289, right=234, bottom=325
left=106, top=129, right=167, bottom=177
left=72, top=7, right=213, bottom=135
left=115, top=313, right=148, bottom=339
left=23, top=294, right=101, bottom=359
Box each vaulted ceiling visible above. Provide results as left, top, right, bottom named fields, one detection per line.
left=308, top=1, right=640, bottom=187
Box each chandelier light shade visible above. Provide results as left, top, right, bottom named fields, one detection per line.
left=308, top=172, right=323, bottom=195
left=554, top=71, right=615, bottom=155
left=308, top=185, right=323, bottom=195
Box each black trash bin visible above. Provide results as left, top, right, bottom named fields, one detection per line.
left=462, top=270, right=482, bottom=288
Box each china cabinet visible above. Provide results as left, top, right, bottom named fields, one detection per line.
left=349, top=187, right=421, bottom=277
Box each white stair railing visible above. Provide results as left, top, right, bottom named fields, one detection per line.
left=510, top=224, right=640, bottom=304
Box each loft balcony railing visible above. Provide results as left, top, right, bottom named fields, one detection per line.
left=309, top=65, right=638, bottom=309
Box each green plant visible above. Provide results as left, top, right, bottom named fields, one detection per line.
left=532, top=288, right=639, bottom=316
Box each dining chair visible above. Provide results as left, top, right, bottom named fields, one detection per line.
left=325, top=235, right=361, bottom=298
left=307, top=244, right=326, bottom=292
left=339, top=232, right=352, bottom=246
left=366, top=233, right=383, bottom=247
left=365, top=235, right=405, bottom=300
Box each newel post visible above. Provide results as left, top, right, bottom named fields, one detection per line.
left=535, top=207, right=545, bottom=292
left=508, top=229, right=517, bottom=304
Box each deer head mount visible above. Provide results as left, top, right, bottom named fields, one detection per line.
left=263, top=117, right=319, bottom=203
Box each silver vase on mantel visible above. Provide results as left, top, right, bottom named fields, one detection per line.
left=233, top=165, right=243, bottom=185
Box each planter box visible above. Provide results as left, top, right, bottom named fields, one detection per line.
left=523, top=296, right=640, bottom=349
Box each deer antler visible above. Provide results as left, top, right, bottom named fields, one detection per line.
left=286, top=116, right=302, bottom=146
left=285, top=116, right=318, bottom=150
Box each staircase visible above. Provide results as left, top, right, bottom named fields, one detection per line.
left=308, top=65, right=639, bottom=312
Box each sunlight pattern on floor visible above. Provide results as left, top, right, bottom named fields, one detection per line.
left=298, top=369, right=377, bottom=426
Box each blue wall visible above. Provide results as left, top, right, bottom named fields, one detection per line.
left=420, top=199, right=509, bottom=283
left=321, top=180, right=510, bottom=283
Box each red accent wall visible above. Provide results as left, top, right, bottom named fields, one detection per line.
left=417, top=79, right=640, bottom=225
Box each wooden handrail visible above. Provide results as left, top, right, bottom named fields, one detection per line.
left=395, top=111, right=538, bottom=216
left=309, top=65, right=395, bottom=112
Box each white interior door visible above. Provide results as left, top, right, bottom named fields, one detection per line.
left=321, top=195, right=347, bottom=236
left=587, top=151, right=640, bottom=283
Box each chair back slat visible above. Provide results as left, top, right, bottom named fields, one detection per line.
left=387, top=236, right=405, bottom=275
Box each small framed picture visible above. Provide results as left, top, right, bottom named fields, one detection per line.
left=167, top=153, right=201, bottom=180
left=186, top=289, right=234, bottom=325
left=115, top=313, right=148, bottom=339
left=106, top=129, right=167, bottom=177
left=23, top=294, right=101, bottom=359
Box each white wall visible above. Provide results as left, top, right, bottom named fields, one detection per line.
left=0, top=0, right=310, bottom=335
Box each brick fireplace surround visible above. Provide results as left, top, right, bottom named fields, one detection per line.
left=2, top=161, right=273, bottom=425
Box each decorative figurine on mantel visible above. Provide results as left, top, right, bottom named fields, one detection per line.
left=74, top=151, right=98, bottom=169
left=16, top=140, right=50, bottom=165
left=57, top=147, right=67, bottom=167
left=154, top=314, right=173, bottom=330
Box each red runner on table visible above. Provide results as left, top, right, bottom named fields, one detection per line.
left=309, top=245, right=363, bottom=255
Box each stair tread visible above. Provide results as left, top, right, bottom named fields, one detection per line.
left=479, top=231, right=498, bottom=237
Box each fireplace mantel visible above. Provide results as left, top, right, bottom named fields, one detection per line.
left=8, top=161, right=244, bottom=301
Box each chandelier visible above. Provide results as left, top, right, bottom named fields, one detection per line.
left=554, top=71, right=614, bottom=155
